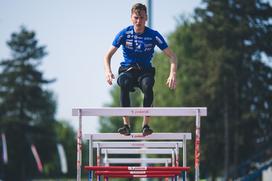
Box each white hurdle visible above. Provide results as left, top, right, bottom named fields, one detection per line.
left=72, top=107, right=207, bottom=181
left=85, top=133, right=189, bottom=181
left=84, top=133, right=190, bottom=164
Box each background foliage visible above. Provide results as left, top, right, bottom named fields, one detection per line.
left=99, top=0, right=272, bottom=180
left=0, top=27, right=76, bottom=180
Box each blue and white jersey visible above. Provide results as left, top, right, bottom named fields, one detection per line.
left=112, top=25, right=168, bottom=69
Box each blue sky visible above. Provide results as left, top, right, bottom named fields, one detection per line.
left=0, top=0, right=201, bottom=133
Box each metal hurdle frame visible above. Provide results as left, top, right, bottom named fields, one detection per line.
left=85, top=134, right=189, bottom=181
left=84, top=133, right=191, bottom=165
left=72, top=107, right=207, bottom=181
left=85, top=133, right=190, bottom=180
left=94, top=142, right=179, bottom=166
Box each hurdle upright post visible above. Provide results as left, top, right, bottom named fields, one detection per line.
left=195, top=109, right=201, bottom=181
left=76, top=109, right=82, bottom=181
left=183, top=134, right=187, bottom=181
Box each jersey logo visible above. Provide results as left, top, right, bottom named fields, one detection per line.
left=127, top=34, right=133, bottom=38
left=144, top=37, right=152, bottom=40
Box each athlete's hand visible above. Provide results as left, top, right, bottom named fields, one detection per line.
left=105, top=71, right=115, bottom=85
left=166, top=73, right=176, bottom=90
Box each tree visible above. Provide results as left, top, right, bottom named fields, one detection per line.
left=194, top=0, right=272, bottom=179
left=0, top=26, right=57, bottom=180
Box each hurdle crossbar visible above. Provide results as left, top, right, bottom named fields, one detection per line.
left=84, top=166, right=190, bottom=171
left=72, top=107, right=207, bottom=117
left=100, top=174, right=177, bottom=178
left=84, top=132, right=191, bottom=140
left=105, top=158, right=172, bottom=164
left=101, top=148, right=174, bottom=154
left=95, top=170, right=182, bottom=175
left=85, top=166, right=190, bottom=179
left=73, top=107, right=207, bottom=181
left=92, top=141, right=183, bottom=148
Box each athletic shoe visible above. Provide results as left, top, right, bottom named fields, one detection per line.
left=142, top=125, right=153, bottom=136
left=118, top=125, right=131, bottom=136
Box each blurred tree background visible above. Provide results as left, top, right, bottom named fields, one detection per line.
left=0, top=27, right=76, bottom=180
left=99, top=0, right=272, bottom=180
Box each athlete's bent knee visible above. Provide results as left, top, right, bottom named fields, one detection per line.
left=141, top=77, right=154, bottom=92
left=117, top=73, right=133, bottom=89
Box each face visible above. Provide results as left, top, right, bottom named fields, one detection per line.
left=131, top=10, right=147, bottom=32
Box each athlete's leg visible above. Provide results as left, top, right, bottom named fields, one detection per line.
left=139, top=74, right=154, bottom=107
left=117, top=72, right=135, bottom=135
left=139, top=73, right=154, bottom=136
left=117, top=73, right=133, bottom=107
left=143, top=116, right=150, bottom=127
left=122, top=116, right=130, bottom=126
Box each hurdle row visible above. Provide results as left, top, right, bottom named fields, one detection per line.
left=72, top=107, right=207, bottom=181
left=83, top=133, right=191, bottom=180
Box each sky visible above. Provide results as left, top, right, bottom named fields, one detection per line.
left=0, top=0, right=201, bottom=134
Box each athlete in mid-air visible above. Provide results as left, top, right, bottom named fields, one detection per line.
left=104, top=3, right=177, bottom=136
